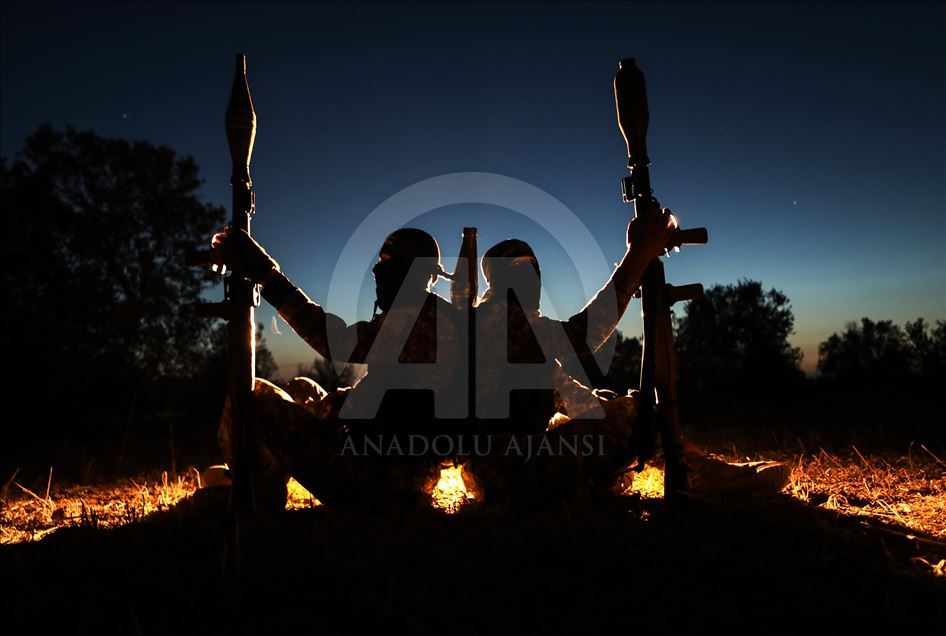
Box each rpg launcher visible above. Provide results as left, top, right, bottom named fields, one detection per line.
left=185, top=53, right=259, bottom=600
left=614, top=58, right=708, bottom=500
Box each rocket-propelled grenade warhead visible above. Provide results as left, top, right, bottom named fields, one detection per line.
left=613, top=58, right=649, bottom=166
left=226, top=54, right=257, bottom=181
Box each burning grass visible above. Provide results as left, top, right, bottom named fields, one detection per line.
left=0, top=468, right=199, bottom=544
left=285, top=475, right=322, bottom=510
left=3, top=446, right=944, bottom=579
left=0, top=468, right=320, bottom=544
left=430, top=463, right=478, bottom=513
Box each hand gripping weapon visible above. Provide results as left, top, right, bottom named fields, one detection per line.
left=614, top=59, right=708, bottom=499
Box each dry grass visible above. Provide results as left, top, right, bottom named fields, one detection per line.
left=0, top=468, right=199, bottom=544
left=787, top=446, right=946, bottom=578
left=787, top=446, right=946, bottom=535
left=617, top=444, right=946, bottom=577
left=636, top=442, right=945, bottom=541
left=3, top=451, right=944, bottom=632
left=0, top=468, right=321, bottom=544
left=3, top=448, right=944, bottom=579
left=796, top=448, right=946, bottom=579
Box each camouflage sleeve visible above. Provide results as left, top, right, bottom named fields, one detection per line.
left=560, top=250, right=649, bottom=354
left=261, top=271, right=373, bottom=363
left=551, top=363, right=602, bottom=418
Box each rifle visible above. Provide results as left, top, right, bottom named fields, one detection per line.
left=613, top=58, right=708, bottom=499
left=187, top=53, right=258, bottom=520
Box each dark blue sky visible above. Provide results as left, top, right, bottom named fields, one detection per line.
left=2, top=1, right=943, bottom=375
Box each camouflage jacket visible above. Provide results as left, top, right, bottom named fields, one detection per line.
left=262, top=271, right=463, bottom=420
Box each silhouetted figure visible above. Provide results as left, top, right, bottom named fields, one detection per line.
left=211, top=227, right=462, bottom=509
left=469, top=210, right=676, bottom=501
left=469, top=215, right=790, bottom=501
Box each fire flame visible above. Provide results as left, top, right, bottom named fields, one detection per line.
left=430, top=464, right=477, bottom=514
left=285, top=477, right=322, bottom=510
left=627, top=465, right=665, bottom=499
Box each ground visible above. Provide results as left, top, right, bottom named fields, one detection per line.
left=1, top=445, right=944, bottom=633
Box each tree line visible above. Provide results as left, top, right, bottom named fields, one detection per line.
left=600, top=281, right=944, bottom=395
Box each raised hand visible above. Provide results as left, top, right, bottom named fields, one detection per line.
left=210, top=227, right=280, bottom=284
left=626, top=207, right=678, bottom=261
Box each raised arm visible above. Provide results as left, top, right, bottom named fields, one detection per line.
left=560, top=208, right=677, bottom=353
left=211, top=228, right=369, bottom=363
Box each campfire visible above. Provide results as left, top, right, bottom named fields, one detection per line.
left=430, top=464, right=477, bottom=513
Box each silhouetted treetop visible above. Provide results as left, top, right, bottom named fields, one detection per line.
left=817, top=317, right=945, bottom=386
left=2, top=125, right=227, bottom=382
left=674, top=279, right=803, bottom=395
left=602, top=331, right=642, bottom=393
left=1, top=125, right=244, bottom=449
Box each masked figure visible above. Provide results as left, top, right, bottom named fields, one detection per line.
left=212, top=227, right=462, bottom=509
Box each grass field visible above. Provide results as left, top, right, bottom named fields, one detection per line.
left=2, top=442, right=944, bottom=633
left=5, top=446, right=943, bottom=553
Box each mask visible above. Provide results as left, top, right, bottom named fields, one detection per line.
left=372, top=259, right=405, bottom=313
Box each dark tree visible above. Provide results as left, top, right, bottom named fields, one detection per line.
left=817, top=317, right=946, bottom=386
left=674, top=279, right=803, bottom=399
left=602, top=331, right=642, bottom=392
left=191, top=321, right=278, bottom=424
left=906, top=318, right=946, bottom=383
left=0, top=126, right=229, bottom=458
left=557, top=330, right=641, bottom=393
left=200, top=321, right=279, bottom=383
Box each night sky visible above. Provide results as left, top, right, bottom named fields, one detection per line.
left=2, top=1, right=943, bottom=376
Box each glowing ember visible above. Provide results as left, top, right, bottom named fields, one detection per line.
left=431, top=464, right=475, bottom=514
